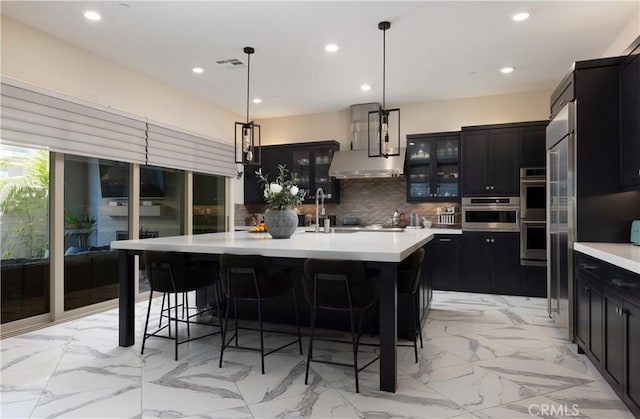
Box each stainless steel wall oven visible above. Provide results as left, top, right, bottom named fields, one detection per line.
left=520, top=167, right=547, bottom=266
left=461, top=197, right=520, bottom=232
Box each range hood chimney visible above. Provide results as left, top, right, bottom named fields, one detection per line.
left=329, top=103, right=405, bottom=179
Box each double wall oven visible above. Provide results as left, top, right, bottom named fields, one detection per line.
left=520, top=167, right=546, bottom=266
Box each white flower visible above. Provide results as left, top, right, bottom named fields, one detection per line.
left=269, top=183, right=283, bottom=194
left=264, top=189, right=269, bottom=198
left=290, top=185, right=299, bottom=196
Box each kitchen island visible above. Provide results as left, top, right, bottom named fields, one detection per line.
left=111, top=228, right=434, bottom=392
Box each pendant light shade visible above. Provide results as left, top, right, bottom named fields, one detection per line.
left=235, top=46, right=261, bottom=165
left=368, top=21, right=400, bottom=158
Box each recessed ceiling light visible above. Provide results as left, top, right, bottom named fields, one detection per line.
left=500, top=67, right=514, bottom=74
left=252, top=98, right=262, bottom=104
left=361, top=84, right=371, bottom=91
left=325, top=44, right=339, bottom=53
left=192, top=67, right=204, bottom=74
left=83, top=10, right=102, bottom=21
left=511, top=12, right=530, bottom=22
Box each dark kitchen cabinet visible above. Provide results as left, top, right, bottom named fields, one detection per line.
left=603, top=290, right=624, bottom=391
left=244, top=141, right=340, bottom=205
left=461, top=232, right=520, bottom=294
left=461, top=126, right=519, bottom=196
left=575, top=256, right=603, bottom=365
left=519, top=123, right=548, bottom=167
left=573, top=251, right=640, bottom=416
left=405, top=132, right=460, bottom=201
left=430, top=234, right=462, bottom=291
left=620, top=42, right=640, bottom=188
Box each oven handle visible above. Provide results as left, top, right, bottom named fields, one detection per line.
left=520, top=178, right=546, bottom=184
left=520, top=219, right=546, bottom=225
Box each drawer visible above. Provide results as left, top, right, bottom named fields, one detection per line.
left=575, top=252, right=603, bottom=280
left=605, top=264, right=640, bottom=304
left=432, top=234, right=461, bottom=245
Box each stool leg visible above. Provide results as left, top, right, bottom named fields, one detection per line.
left=305, top=306, right=317, bottom=385
left=416, top=293, right=424, bottom=348
left=234, top=299, right=239, bottom=347
left=141, top=290, right=154, bottom=355
left=257, top=298, right=265, bottom=375
left=410, top=294, right=418, bottom=363
left=174, top=292, right=179, bottom=361
left=185, top=292, right=191, bottom=338
left=349, top=309, right=359, bottom=393
left=159, top=292, right=166, bottom=328
left=292, top=288, right=303, bottom=355
left=213, top=282, right=224, bottom=347
left=219, top=299, right=231, bottom=368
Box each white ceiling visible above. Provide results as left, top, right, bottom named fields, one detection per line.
left=2, top=1, right=638, bottom=119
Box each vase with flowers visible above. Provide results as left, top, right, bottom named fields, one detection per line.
left=256, top=164, right=303, bottom=239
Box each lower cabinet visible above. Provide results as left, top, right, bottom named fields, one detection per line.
left=461, top=232, right=520, bottom=295
left=430, top=234, right=462, bottom=291
left=573, top=251, right=640, bottom=417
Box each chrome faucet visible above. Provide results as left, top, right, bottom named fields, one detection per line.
left=315, top=187, right=325, bottom=232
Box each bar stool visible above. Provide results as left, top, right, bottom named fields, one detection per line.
left=218, top=254, right=303, bottom=374
left=141, top=251, right=223, bottom=361
left=302, top=259, right=380, bottom=393
left=397, top=247, right=426, bottom=363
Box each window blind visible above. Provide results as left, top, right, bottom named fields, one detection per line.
left=1, top=78, right=146, bottom=164
left=146, top=122, right=236, bottom=177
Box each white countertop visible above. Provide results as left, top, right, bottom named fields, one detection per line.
left=111, top=228, right=434, bottom=263
left=574, top=242, right=640, bottom=275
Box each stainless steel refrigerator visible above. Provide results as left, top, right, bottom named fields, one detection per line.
left=546, top=102, right=575, bottom=339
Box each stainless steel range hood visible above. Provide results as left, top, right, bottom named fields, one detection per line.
left=328, top=103, right=405, bottom=179
left=329, top=148, right=405, bottom=179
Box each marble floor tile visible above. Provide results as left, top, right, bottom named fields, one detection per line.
left=424, top=363, right=538, bottom=412
left=473, top=395, right=565, bottom=418
left=475, top=352, right=596, bottom=394
left=1, top=291, right=633, bottom=419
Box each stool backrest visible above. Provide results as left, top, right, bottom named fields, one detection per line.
left=143, top=251, right=189, bottom=293
left=398, top=248, right=425, bottom=295
left=303, top=259, right=377, bottom=310
left=219, top=254, right=270, bottom=298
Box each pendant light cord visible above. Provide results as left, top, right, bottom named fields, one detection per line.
left=382, top=27, right=386, bottom=109
left=246, top=52, right=251, bottom=124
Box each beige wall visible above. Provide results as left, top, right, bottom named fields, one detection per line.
left=1, top=16, right=241, bottom=141
left=603, top=9, right=639, bottom=57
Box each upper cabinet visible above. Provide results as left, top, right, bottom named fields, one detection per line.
left=405, top=132, right=460, bottom=202
left=461, top=126, right=519, bottom=196
left=620, top=41, right=640, bottom=189
left=244, top=141, right=340, bottom=205
left=460, top=121, right=548, bottom=197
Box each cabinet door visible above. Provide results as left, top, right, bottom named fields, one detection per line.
left=431, top=235, right=462, bottom=291
left=292, top=149, right=312, bottom=203
left=590, top=283, right=603, bottom=363
left=620, top=52, right=640, bottom=187
left=461, top=232, right=492, bottom=292
left=624, top=299, right=640, bottom=415
left=406, top=138, right=432, bottom=200
left=434, top=136, right=460, bottom=198
left=520, top=124, right=547, bottom=167
left=461, top=130, right=490, bottom=196
left=490, top=232, right=520, bottom=294
left=575, top=274, right=591, bottom=351
left=244, top=147, right=288, bottom=205
left=603, top=291, right=624, bottom=392
left=490, top=128, right=520, bottom=195
left=312, top=146, right=339, bottom=202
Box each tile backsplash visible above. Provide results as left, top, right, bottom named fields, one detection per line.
left=236, top=177, right=459, bottom=226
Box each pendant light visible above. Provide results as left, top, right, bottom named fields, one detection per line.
left=368, top=21, right=400, bottom=158
left=235, top=46, right=261, bottom=165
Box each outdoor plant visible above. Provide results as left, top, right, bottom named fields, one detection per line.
left=64, top=211, right=97, bottom=249
left=256, top=164, right=303, bottom=210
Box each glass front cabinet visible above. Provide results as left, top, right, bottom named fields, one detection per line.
left=406, top=132, right=460, bottom=202
left=291, top=142, right=339, bottom=204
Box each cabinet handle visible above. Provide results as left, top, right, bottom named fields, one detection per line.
left=485, top=186, right=490, bottom=190
left=485, top=238, right=491, bottom=243
left=578, top=263, right=598, bottom=271
left=611, top=279, right=639, bottom=288
left=490, top=186, right=495, bottom=190
left=491, top=238, right=495, bottom=243
left=438, top=238, right=452, bottom=242
left=616, top=307, right=625, bottom=316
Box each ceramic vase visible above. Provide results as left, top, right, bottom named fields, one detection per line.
left=264, top=208, right=298, bottom=239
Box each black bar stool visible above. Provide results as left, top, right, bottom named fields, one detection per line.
left=302, top=259, right=380, bottom=393
left=218, top=254, right=303, bottom=374
left=141, top=251, right=222, bottom=361
left=397, top=247, right=426, bottom=363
